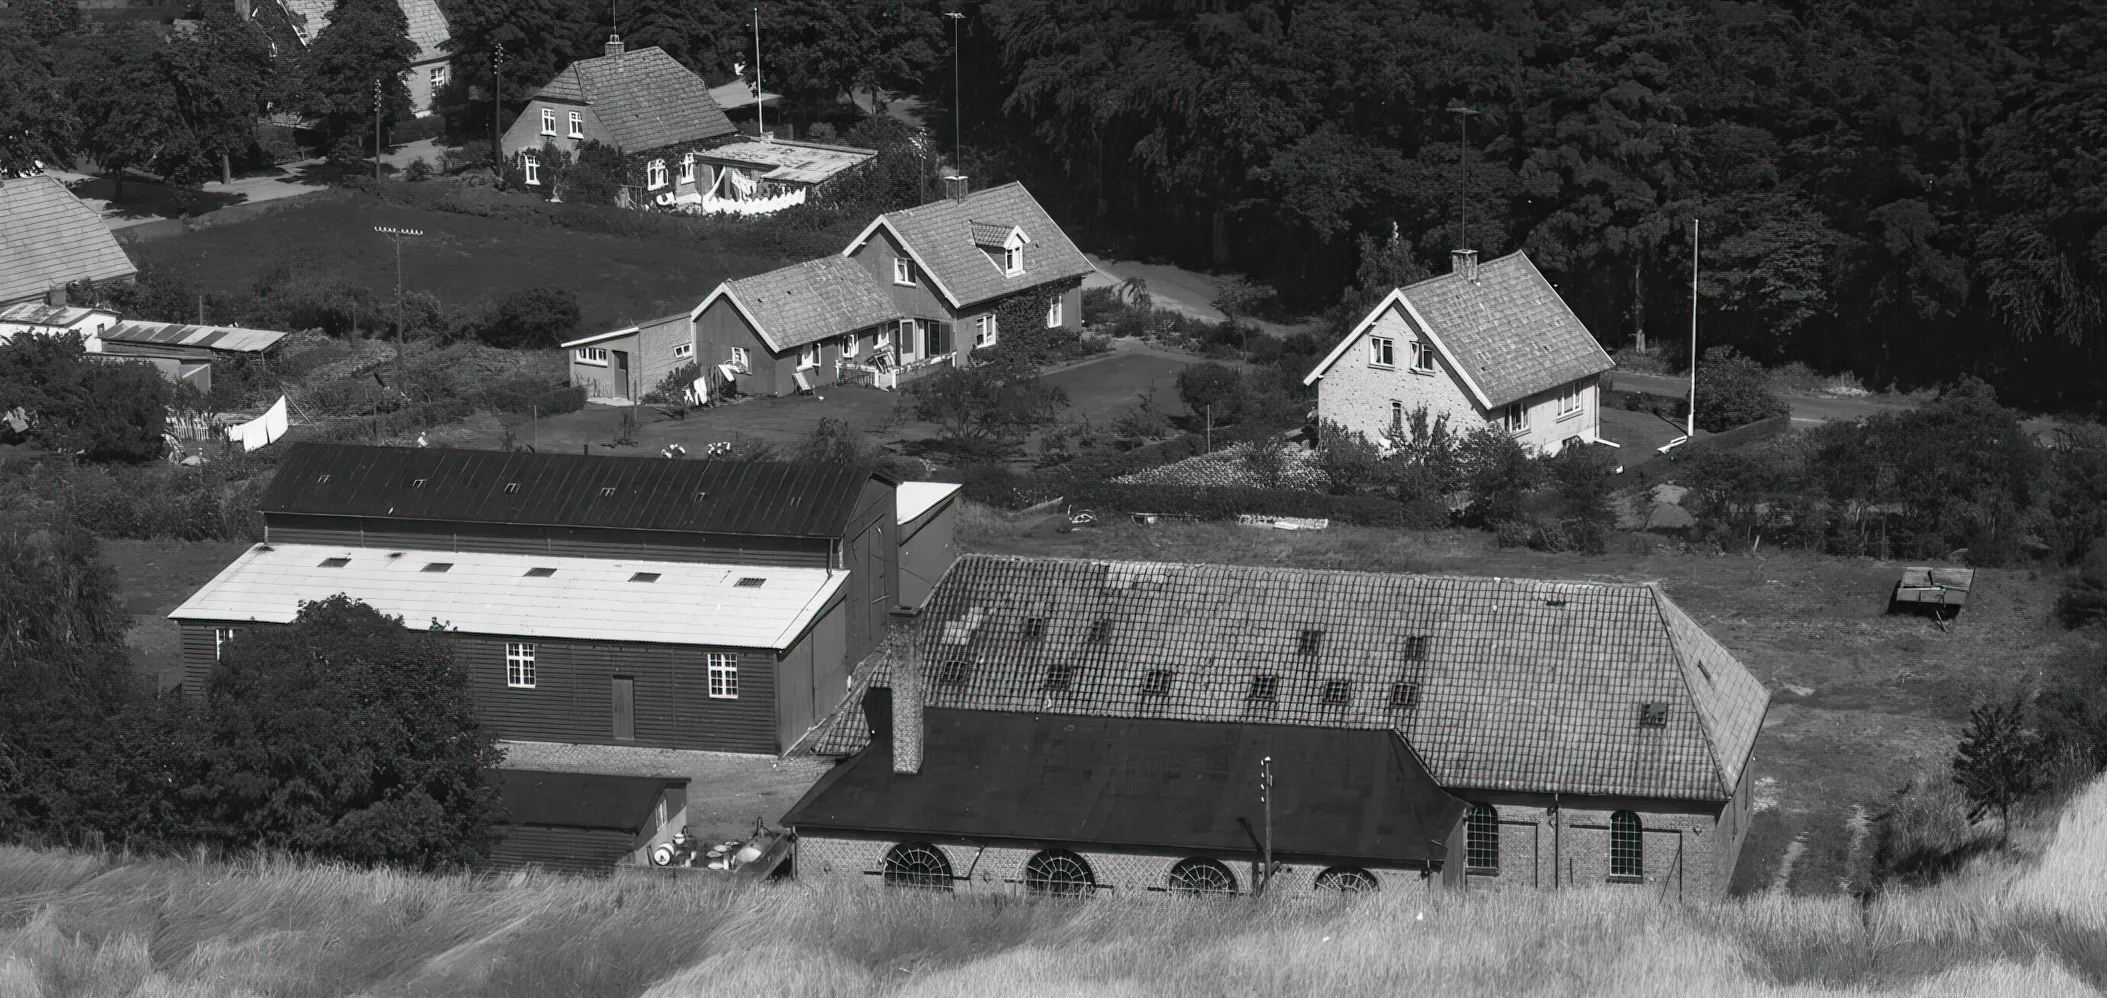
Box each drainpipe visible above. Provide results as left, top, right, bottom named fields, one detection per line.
left=1551, top=793, right=1562, bottom=890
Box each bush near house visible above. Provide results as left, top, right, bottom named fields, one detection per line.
left=459, top=287, right=582, bottom=349
left=1064, top=482, right=1447, bottom=529
left=1694, top=345, right=1790, bottom=432
left=0, top=334, right=171, bottom=464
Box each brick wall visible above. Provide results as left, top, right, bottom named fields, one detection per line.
left=1457, top=800, right=1732, bottom=901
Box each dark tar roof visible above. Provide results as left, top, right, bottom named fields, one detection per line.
left=491, top=769, right=686, bottom=830
left=262, top=443, right=890, bottom=538
left=782, top=707, right=1467, bottom=866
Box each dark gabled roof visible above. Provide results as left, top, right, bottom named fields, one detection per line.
left=783, top=707, right=1466, bottom=866
left=530, top=46, right=736, bottom=154
left=715, top=256, right=905, bottom=353
left=491, top=769, right=685, bottom=831
left=0, top=176, right=137, bottom=305
left=261, top=444, right=888, bottom=538
left=851, top=183, right=1095, bottom=310
left=810, top=555, right=1769, bottom=802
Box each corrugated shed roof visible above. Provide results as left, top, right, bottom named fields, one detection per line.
left=101, top=320, right=288, bottom=353
left=784, top=707, right=1466, bottom=866
left=0, top=302, right=115, bottom=327
left=260, top=443, right=884, bottom=539
left=696, top=139, right=876, bottom=186
left=531, top=46, right=735, bottom=154
left=719, top=256, right=904, bottom=352
left=280, top=0, right=449, bottom=62
left=0, top=176, right=137, bottom=305
left=860, top=183, right=1094, bottom=309
left=168, top=543, right=846, bottom=649
left=812, top=555, right=1768, bottom=802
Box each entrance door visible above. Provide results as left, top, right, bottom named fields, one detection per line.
left=611, top=676, right=635, bottom=741
left=613, top=350, right=631, bottom=399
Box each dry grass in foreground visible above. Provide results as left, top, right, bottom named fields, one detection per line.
left=3, top=776, right=2104, bottom=998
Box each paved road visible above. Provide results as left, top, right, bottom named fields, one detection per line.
left=1610, top=370, right=1915, bottom=424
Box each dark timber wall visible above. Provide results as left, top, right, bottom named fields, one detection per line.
left=263, top=514, right=833, bottom=566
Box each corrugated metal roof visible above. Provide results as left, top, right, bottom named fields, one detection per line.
left=0, top=176, right=137, bottom=305
left=261, top=443, right=885, bottom=538
left=101, top=320, right=288, bottom=353
left=810, top=555, right=1769, bottom=802
left=719, top=256, right=904, bottom=352
left=168, top=543, right=847, bottom=649
left=896, top=482, right=961, bottom=526
left=0, top=302, right=115, bottom=327
left=695, top=139, right=876, bottom=187
left=531, top=46, right=735, bottom=154
left=783, top=707, right=1465, bottom=865
left=856, top=183, right=1095, bottom=310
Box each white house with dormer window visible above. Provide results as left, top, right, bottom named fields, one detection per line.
left=1304, top=249, right=1615, bottom=455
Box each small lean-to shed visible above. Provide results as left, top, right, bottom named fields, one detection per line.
left=895, top=482, right=962, bottom=608
left=1892, top=566, right=1974, bottom=617
left=487, top=769, right=689, bottom=872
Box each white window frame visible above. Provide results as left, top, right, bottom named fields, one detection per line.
left=574, top=346, right=609, bottom=365
left=506, top=642, right=536, bottom=689
left=678, top=152, right=695, bottom=184
left=673, top=342, right=693, bottom=359
left=893, top=256, right=917, bottom=286
left=1046, top=298, right=1063, bottom=328
left=429, top=65, right=447, bottom=88
left=896, top=319, right=919, bottom=357
left=876, top=326, right=892, bottom=351
left=1369, top=336, right=1395, bottom=368
left=798, top=343, right=820, bottom=370
left=1505, top=402, right=1528, bottom=433
left=1410, top=340, right=1437, bottom=374
left=1004, top=245, right=1024, bottom=275
left=213, top=626, right=239, bottom=661
left=540, top=108, right=556, bottom=136
left=1389, top=400, right=1404, bottom=428
left=1558, top=384, right=1584, bottom=419
left=975, top=314, right=998, bottom=348
left=842, top=333, right=860, bottom=358
left=646, top=159, right=669, bottom=190
left=568, top=110, right=584, bottom=138
left=707, top=652, right=738, bottom=699
left=522, top=152, right=541, bottom=186
left=730, top=346, right=751, bottom=373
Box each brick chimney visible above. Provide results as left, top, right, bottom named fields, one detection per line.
left=942, top=175, right=970, bottom=203
left=887, top=606, right=923, bottom=775
left=44, top=285, right=67, bottom=308
left=1451, top=249, right=1479, bottom=282
left=604, top=34, right=626, bottom=57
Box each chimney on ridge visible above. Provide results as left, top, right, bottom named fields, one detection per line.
left=887, top=606, right=924, bottom=775
left=1451, top=249, right=1479, bottom=282
left=45, top=285, right=67, bottom=308
left=942, top=175, right=970, bottom=203
left=604, top=34, right=626, bottom=57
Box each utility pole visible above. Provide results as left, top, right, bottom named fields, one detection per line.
left=753, top=7, right=765, bottom=138
left=493, top=42, right=505, bottom=180
left=1257, top=755, right=1275, bottom=896
left=1447, top=101, right=1480, bottom=252
left=945, top=10, right=965, bottom=173
left=373, top=80, right=384, bottom=182
left=373, top=226, right=423, bottom=398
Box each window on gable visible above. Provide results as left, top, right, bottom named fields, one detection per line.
left=974, top=314, right=998, bottom=348
left=798, top=344, right=820, bottom=370
left=1410, top=340, right=1437, bottom=374
left=1403, top=635, right=1431, bottom=662
left=1246, top=674, right=1279, bottom=702
left=1141, top=669, right=1174, bottom=696
left=1638, top=703, right=1669, bottom=728
left=1088, top=619, right=1111, bottom=643
left=540, top=108, right=556, bottom=135
left=568, top=110, right=584, bottom=138
left=522, top=152, right=541, bottom=185
left=630, top=572, right=660, bottom=583
left=1369, top=336, right=1395, bottom=367
left=213, top=627, right=241, bottom=661
left=1297, top=629, right=1324, bottom=656
left=729, top=346, right=751, bottom=373
left=1042, top=662, right=1072, bottom=690
left=429, top=65, right=447, bottom=88
left=937, top=660, right=971, bottom=685
left=673, top=342, right=693, bottom=359
left=893, top=256, right=917, bottom=286
left=1321, top=679, right=1352, bottom=706
left=318, top=557, right=350, bottom=568
left=1388, top=681, right=1421, bottom=709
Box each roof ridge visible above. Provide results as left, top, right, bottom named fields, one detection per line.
left=1646, top=583, right=1732, bottom=797
left=952, top=551, right=1662, bottom=592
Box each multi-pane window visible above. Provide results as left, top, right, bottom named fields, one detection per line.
left=1403, top=635, right=1432, bottom=661
left=1141, top=669, right=1174, bottom=696
left=673, top=343, right=693, bottom=359
left=679, top=153, right=695, bottom=184
left=1369, top=336, right=1395, bottom=367
left=1004, top=245, right=1024, bottom=275
left=893, top=257, right=917, bottom=285
left=506, top=642, right=536, bottom=688
left=1466, top=804, right=1500, bottom=872
left=1388, top=681, right=1421, bottom=709
left=213, top=627, right=240, bottom=661
left=1321, top=679, right=1352, bottom=706
left=540, top=108, right=556, bottom=135
left=797, top=344, right=820, bottom=369
left=974, top=314, right=998, bottom=348
left=1046, top=298, right=1063, bottom=327
left=568, top=110, right=584, bottom=138
left=573, top=346, right=607, bottom=365
left=1609, top=811, right=1644, bottom=879
left=1504, top=402, right=1528, bottom=432
left=729, top=346, right=750, bottom=373
left=429, top=65, right=447, bottom=88
left=1298, top=629, right=1324, bottom=656
left=647, top=159, right=669, bottom=189
left=1410, top=340, right=1437, bottom=373
left=707, top=653, right=738, bottom=699
left=1638, top=703, right=1669, bottom=728
left=937, top=660, right=971, bottom=685
left=1246, top=674, right=1279, bottom=702
left=523, top=152, right=541, bottom=185
left=1042, top=662, right=1072, bottom=690
left=1559, top=384, right=1583, bottom=417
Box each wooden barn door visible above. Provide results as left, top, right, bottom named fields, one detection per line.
left=611, top=676, right=635, bottom=742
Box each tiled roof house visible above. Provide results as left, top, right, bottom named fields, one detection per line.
left=278, top=0, right=453, bottom=116
left=1305, top=249, right=1615, bottom=455
left=0, top=176, right=137, bottom=307
left=803, top=555, right=1768, bottom=900
left=500, top=38, right=738, bottom=202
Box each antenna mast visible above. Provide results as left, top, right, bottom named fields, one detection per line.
left=1447, top=102, right=1480, bottom=251
left=1688, top=218, right=1698, bottom=438
left=945, top=11, right=965, bottom=172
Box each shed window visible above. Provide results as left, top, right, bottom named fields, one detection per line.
left=1141, top=669, right=1174, bottom=696
left=524, top=567, right=557, bottom=577
left=213, top=627, right=240, bottom=661
left=1042, top=662, right=1072, bottom=690
left=1466, top=804, right=1500, bottom=872
left=505, top=642, right=536, bottom=688
left=1638, top=703, right=1668, bottom=728
left=1389, top=681, right=1421, bottom=709
left=706, top=652, right=738, bottom=698
left=1403, top=635, right=1431, bottom=661
left=1610, top=811, right=1644, bottom=879
left=574, top=347, right=608, bottom=365
left=1246, top=674, right=1279, bottom=702
left=1321, top=679, right=1352, bottom=706
left=421, top=562, right=452, bottom=573
left=673, top=343, right=693, bottom=359
left=735, top=577, right=766, bottom=588
left=1297, top=629, right=1324, bottom=656
left=318, top=557, right=350, bottom=568
left=937, top=660, right=971, bottom=685
left=630, top=572, right=660, bottom=583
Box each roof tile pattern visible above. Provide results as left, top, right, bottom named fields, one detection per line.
left=0, top=303, right=112, bottom=327
left=724, top=256, right=904, bottom=352
left=281, top=0, right=449, bottom=62
left=1397, top=251, right=1613, bottom=408
left=532, top=47, right=735, bottom=154
left=262, top=444, right=882, bottom=539
left=0, top=177, right=137, bottom=305
left=867, top=183, right=1094, bottom=309
left=813, top=556, right=1767, bottom=801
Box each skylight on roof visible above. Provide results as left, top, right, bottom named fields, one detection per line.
left=1022, top=617, right=1046, bottom=640
left=1042, top=662, right=1072, bottom=690
left=1638, top=703, right=1669, bottom=728
left=630, top=572, right=661, bottom=583
left=318, top=557, right=350, bottom=568
left=735, top=577, right=766, bottom=588
left=1247, top=674, right=1280, bottom=702
left=524, top=567, right=557, bottom=578
left=1389, top=682, right=1421, bottom=709
left=601, top=487, right=618, bottom=497
left=1297, top=629, right=1324, bottom=656
left=1322, top=680, right=1353, bottom=706
left=938, top=660, right=971, bottom=685
left=1141, top=669, right=1174, bottom=696
left=504, top=482, right=520, bottom=494
left=316, top=474, right=331, bottom=484
left=411, top=479, right=427, bottom=488
left=1403, top=635, right=1431, bottom=661
left=422, top=562, right=453, bottom=573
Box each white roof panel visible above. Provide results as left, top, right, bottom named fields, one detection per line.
left=896, top=482, right=962, bottom=526
left=169, top=544, right=846, bottom=650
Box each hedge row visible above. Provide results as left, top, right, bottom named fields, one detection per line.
left=1057, top=423, right=1288, bottom=482
left=305, top=383, right=587, bottom=445
left=1065, top=483, right=1450, bottom=528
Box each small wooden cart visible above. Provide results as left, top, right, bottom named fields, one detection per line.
left=1891, top=566, right=1974, bottom=620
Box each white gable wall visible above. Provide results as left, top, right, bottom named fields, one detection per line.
left=1313, top=301, right=1602, bottom=455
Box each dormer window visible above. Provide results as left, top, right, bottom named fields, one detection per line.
left=1004, top=245, right=1023, bottom=275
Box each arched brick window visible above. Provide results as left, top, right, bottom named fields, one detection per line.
left=1465, top=804, right=1499, bottom=873
left=1024, top=849, right=1094, bottom=897
left=1609, top=811, right=1644, bottom=880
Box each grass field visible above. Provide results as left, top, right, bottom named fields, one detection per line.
left=2, top=775, right=2101, bottom=997
left=1040, top=349, right=1195, bottom=420
left=130, top=190, right=801, bottom=334
left=102, top=539, right=258, bottom=690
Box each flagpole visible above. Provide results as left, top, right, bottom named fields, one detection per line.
left=1687, top=218, right=1698, bottom=438
left=754, top=8, right=764, bottom=138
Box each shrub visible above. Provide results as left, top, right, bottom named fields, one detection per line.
left=191, top=596, right=503, bottom=868
left=1063, top=482, right=1446, bottom=529
left=464, top=287, right=582, bottom=349
left=0, top=335, right=170, bottom=463
left=1864, top=768, right=2000, bottom=893
left=1693, top=345, right=1789, bottom=432
left=2060, top=546, right=2107, bottom=629
left=794, top=417, right=878, bottom=465
left=642, top=362, right=703, bottom=405
left=402, top=157, right=433, bottom=182
left=1177, top=362, right=1244, bottom=424
left=904, top=354, right=1068, bottom=458
left=1458, top=425, right=1536, bottom=526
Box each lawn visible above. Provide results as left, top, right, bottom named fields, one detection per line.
left=101, top=538, right=257, bottom=690
left=1041, top=349, right=1196, bottom=421
left=954, top=508, right=2100, bottom=898
left=129, top=189, right=803, bottom=334
left=442, top=385, right=937, bottom=462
